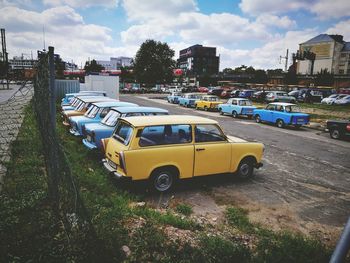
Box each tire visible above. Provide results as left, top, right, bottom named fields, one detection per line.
left=255, top=114, right=261, bottom=123
left=151, top=169, right=174, bottom=192
left=219, top=109, right=223, bottom=115
left=204, top=106, right=208, bottom=111
left=276, top=119, right=285, bottom=128
left=195, top=104, right=199, bottom=110
left=232, top=111, right=238, bottom=118
left=330, top=128, right=341, bottom=139
left=237, top=158, right=254, bottom=179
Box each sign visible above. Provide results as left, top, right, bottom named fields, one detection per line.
left=301, top=43, right=331, bottom=59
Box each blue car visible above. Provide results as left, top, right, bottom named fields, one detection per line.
left=167, top=92, right=182, bottom=104
left=253, top=102, right=310, bottom=128
left=238, top=90, right=255, bottom=99
left=61, top=91, right=107, bottom=106
left=69, top=101, right=138, bottom=136
left=178, top=93, right=202, bottom=107
left=218, top=98, right=256, bottom=118
left=82, top=106, right=169, bottom=150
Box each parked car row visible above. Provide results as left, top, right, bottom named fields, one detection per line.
left=321, top=94, right=350, bottom=105
left=60, top=92, right=265, bottom=192
left=168, top=93, right=310, bottom=129
left=168, top=92, right=350, bottom=140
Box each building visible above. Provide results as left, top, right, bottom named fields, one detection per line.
left=297, top=34, right=350, bottom=75
left=96, top=57, right=133, bottom=70
left=9, top=56, right=37, bottom=70
left=177, top=44, right=220, bottom=78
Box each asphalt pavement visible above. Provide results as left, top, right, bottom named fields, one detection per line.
left=119, top=94, right=350, bottom=237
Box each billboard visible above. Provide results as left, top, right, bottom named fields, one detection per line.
left=301, top=43, right=331, bottom=59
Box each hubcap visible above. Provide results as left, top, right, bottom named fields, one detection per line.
left=278, top=121, right=283, bottom=127
left=240, top=163, right=250, bottom=176
left=155, top=173, right=172, bottom=191
left=332, top=130, right=340, bottom=139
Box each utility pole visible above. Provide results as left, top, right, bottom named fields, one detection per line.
left=1, top=28, right=9, bottom=89
left=280, top=49, right=289, bottom=72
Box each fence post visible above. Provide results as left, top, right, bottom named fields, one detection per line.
left=48, top=46, right=56, bottom=129
left=330, top=217, right=350, bottom=263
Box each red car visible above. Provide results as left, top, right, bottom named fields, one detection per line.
left=198, top=87, right=209, bottom=93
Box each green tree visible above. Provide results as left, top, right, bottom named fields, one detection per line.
left=84, top=59, right=104, bottom=74
left=315, top=69, right=334, bottom=86
left=119, top=66, right=135, bottom=82
left=254, top=69, right=268, bottom=83
left=133, top=39, right=176, bottom=86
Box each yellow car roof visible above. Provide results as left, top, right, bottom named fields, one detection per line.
left=121, top=115, right=217, bottom=127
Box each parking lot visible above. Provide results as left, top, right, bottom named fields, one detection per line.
left=119, top=94, right=350, bottom=244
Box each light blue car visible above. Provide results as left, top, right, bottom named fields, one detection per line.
left=218, top=98, right=256, bottom=118
left=253, top=102, right=310, bottom=128
left=61, top=91, right=107, bottom=106
left=69, top=101, right=138, bottom=136
left=82, top=106, right=169, bottom=150
left=178, top=93, right=202, bottom=107
left=167, top=92, right=182, bottom=104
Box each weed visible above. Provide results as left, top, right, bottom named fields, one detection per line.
left=175, top=203, right=193, bottom=216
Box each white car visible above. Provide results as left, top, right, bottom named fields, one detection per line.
left=334, top=95, right=350, bottom=105
left=321, top=94, right=347, bottom=105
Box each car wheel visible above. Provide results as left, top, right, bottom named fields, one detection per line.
left=151, top=169, right=174, bottom=192
left=276, top=119, right=285, bottom=128
left=195, top=104, right=199, bottom=110
left=330, top=128, right=341, bottom=139
left=232, top=110, right=238, bottom=118
left=219, top=109, right=223, bottom=115
left=204, top=106, right=208, bottom=111
left=237, top=158, right=254, bottom=179
left=255, top=114, right=261, bottom=123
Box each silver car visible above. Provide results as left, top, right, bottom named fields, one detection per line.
left=265, top=91, right=296, bottom=103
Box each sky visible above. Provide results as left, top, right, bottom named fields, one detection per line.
left=0, top=0, right=349, bottom=70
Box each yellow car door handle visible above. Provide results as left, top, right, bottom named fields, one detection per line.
left=196, top=148, right=205, bottom=151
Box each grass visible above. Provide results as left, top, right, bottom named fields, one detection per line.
left=0, top=102, right=333, bottom=262
left=300, top=103, right=350, bottom=112
left=225, top=207, right=331, bottom=263
left=175, top=203, right=193, bottom=216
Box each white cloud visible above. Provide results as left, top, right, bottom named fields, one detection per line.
left=239, top=0, right=308, bottom=15
left=0, top=0, right=32, bottom=8
left=42, top=0, right=118, bottom=8
left=217, top=29, right=319, bottom=70
left=122, top=0, right=198, bottom=21
left=239, top=0, right=350, bottom=20
left=256, top=14, right=296, bottom=29
left=121, top=11, right=273, bottom=47
left=312, top=0, right=350, bottom=20
left=326, top=19, right=350, bottom=40
left=0, top=6, right=124, bottom=65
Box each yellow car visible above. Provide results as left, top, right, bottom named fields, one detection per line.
left=102, top=115, right=264, bottom=192
left=195, top=95, right=222, bottom=111
left=62, top=97, right=114, bottom=126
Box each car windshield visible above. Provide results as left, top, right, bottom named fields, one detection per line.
left=113, top=121, right=133, bottom=145
left=208, top=97, right=219, bottom=101
left=74, top=101, right=84, bottom=110
left=239, top=100, right=252, bottom=106
left=329, top=94, right=338, bottom=98
left=284, top=105, right=301, bottom=113
left=277, top=92, right=288, bottom=96
left=77, top=102, right=87, bottom=111
left=84, top=105, right=100, bottom=118
left=101, top=110, right=121, bottom=126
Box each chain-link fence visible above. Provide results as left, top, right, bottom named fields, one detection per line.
left=33, top=47, right=105, bottom=258
left=0, top=81, right=33, bottom=189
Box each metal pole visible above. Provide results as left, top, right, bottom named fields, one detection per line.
left=330, top=217, right=350, bottom=263
left=48, top=46, right=55, bottom=129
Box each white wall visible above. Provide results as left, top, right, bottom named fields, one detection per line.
left=313, top=58, right=333, bottom=73
left=83, top=75, right=119, bottom=99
